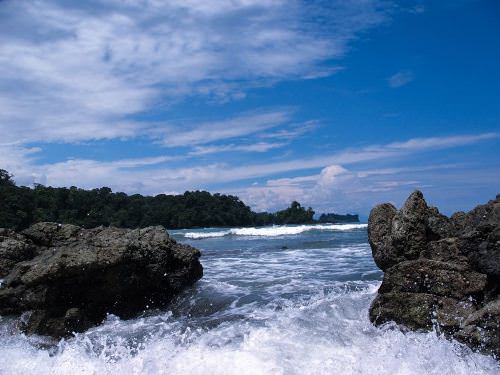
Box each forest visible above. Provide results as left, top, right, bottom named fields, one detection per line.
left=0, top=169, right=318, bottom=230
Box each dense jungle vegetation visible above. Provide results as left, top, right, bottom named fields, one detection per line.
left=0, top=169, right=323, bottom=230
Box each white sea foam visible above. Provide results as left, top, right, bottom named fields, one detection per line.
left=1, top=226, right=497, bottom=374
left=185, top=230, right=231, bottom=239
left=184, top=223, right=368, bottom=239
left=0, top=286, right=497, bottom=375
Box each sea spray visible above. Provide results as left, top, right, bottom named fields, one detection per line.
left=0, top=225, right=497, bottom=374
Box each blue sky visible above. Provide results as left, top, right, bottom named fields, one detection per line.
left=0, top=0, right=499, bottom=216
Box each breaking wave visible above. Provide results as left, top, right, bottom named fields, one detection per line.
left=1, top=224, right=497, bottom=374
left=183, top=223, right=368, bottom=239
left=1, top=284, right=497, bottom=375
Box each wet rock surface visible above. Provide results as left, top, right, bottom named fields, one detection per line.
left=0, top=223, right=203, bottom=337
left=369, top=191, right=499, bottom=357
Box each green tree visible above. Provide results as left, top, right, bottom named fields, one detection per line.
left=275, top=201, right=315, bottom=224
left=0, top=169, right=15, bottom=186
left=0, top=169, right=327, bottom=230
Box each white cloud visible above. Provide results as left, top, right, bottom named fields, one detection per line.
left=317, top=165, right=348, bottom=189
left=158, top=110, right=292, bottom=147
left=0, top=0, right=390, bottom=144
left=224, top=134, right=500, bottom=212
left=384, top=133, right=498, bottom=150
left=0, top=144, right=44, bottom=184
left=231, top=161, right=498, bottom=214
left=200, top=133, right=499, bottom=182
left=233, top=164, right=353, bottom=212
left=260, top=121, right=318, bottom=140
left=4, top=132, right=496, bottom=204
left=388, top=70, right=414, bottom=88
left=189, top=142, right=287, bottom=156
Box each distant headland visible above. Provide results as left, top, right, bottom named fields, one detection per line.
left=318, top=213, right=359, bottom=224
left=0, top=169, right=359, bottom=230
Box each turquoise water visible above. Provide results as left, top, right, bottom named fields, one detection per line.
left=0, top=224, right=498, bottom=374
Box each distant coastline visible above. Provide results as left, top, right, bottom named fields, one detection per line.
left=318, top=213, right=359, bottom=224
left=0, top=169, right=359, bottom=230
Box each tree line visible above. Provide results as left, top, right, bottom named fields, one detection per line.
left=0, top=169, right=317, bottom=230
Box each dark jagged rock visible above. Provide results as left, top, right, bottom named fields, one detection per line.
left=0, top=228, right=37, bottom=277
left=368, top=191, right=499, bottom=357
left=368, top=203, right=398, bottom=270
left=0, top=222, right=203, bottom=337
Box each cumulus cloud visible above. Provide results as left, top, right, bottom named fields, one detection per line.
left=316, top=165, right=348, bottom=189
left=5, top=132, right=496, bottom=209
left=227, top=134, right=500, bottom=213
left=231, top=162, right=493, bottom=214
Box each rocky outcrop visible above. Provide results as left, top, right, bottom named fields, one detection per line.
left=0, top=223, right=203, bottom=337
left=369, top=191, right=499, bottom=357
left=0, top=228, right=37, bottom=276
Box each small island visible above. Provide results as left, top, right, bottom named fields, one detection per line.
left=318, top=213, right=359, bottom=223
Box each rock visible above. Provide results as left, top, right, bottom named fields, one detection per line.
left=368, top=203, right=398, bottom=270
left=368, top=191, right=499, bottom=357
left=370, top=292, right=437, bottom=330
left=455, top=297, right=500, bottom=354
left=377, top=259, right=487, bottom=299
left=0, top=223, right=203, bottom=337
left=0, top=228, right=37, bottom=277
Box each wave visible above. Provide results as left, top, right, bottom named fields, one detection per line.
left=1, top=285, right=497, bottom=375
left=184, top=223, right=367, bottom=239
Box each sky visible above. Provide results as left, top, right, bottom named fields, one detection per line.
left=0, top=0, right=499, bottom=217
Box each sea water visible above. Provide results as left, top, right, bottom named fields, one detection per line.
left=0, top=224, right=498, bottom=374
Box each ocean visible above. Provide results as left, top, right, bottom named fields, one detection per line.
left=0, top=224, right=498, bottom=374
